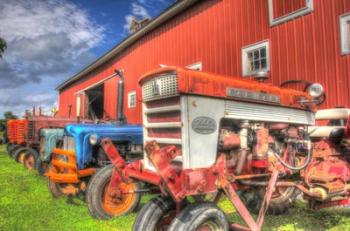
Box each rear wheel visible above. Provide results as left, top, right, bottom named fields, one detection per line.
left=268, top=186, right=299, bottom=215
left=14, top=147, right=28, bottom=163
left=168, top=202, right=229, bottom=231
left=239, top=186, right=298, bottom=215
left=86, top=164, right=141, bottom=219
left=23, top=148, right=39, bottom=170
left=132, top=197, right=176, bottom=231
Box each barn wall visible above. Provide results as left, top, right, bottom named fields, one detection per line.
left=58, top=0, right=350, bottom=122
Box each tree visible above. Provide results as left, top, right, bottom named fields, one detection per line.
left=0, top=37, right=7, bottom=58
left=3, top=111, right=17, bottom=120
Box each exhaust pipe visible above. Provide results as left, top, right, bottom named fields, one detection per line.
left=115, top=69, right=126, bottom=124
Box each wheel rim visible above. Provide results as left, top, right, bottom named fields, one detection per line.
left=196, top=220, right=222, bottom=231
left=18, top=151, right=26, bottom=163
left=101, top=179, right=138, bottom=216
left=24, top=154, right=35, bottom=170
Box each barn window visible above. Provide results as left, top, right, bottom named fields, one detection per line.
left=268, top=0, right=314, bottom=26
left=340, top=13, right=350, bottom=55
left=242, top=41, right=269, bottom=76
left=128, top=91, right=137, bottom=108
left=186, top=62, right=202, bottom=71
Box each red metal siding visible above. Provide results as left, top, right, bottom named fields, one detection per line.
left=58, top=0, right=350, bottom=122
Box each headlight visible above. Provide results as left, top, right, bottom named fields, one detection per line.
left=89, top=134, right=99, bottom=145
left=307, top=83, right=324, bottom=98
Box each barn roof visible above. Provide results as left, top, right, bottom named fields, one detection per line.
left=56, top=0, right=200, bottom=91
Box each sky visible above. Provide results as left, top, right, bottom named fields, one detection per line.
left=0, top=0, right=175, bottom=118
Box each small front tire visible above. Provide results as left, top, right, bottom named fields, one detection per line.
left=132, top=197, right=176, bottom=231
left=36, top=158, right=49, bottom=176
left=168, top=202, right=229, bottom=231
left=9, top=145, right=21, bottom=158
left=23, top=148, right=39, bottom=170
left=14, top=147, right=28, bottom=163
left=86, top=164, right=141, bottom=219
left=48, top=179, right=64, bottom=198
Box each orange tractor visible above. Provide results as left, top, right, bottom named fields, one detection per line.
left=86, top=67, right=325, bottom=230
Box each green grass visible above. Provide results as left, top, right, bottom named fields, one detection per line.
left=1, top=144, right=350, bottom=231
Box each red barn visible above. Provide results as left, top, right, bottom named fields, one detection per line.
left=57, top=0, right=350, bottom=124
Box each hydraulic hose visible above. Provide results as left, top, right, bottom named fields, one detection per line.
left=272, top=136, right=312, bottom=171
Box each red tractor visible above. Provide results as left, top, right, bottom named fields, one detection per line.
left=10, top=115, right=83, bottom=170
left=86, top=67, right=324, bottom=230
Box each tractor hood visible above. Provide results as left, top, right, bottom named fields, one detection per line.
left=64, top=123, right=143, bottom=169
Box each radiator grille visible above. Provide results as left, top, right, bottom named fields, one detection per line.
left=142, top=74, right=178, bottom=102
left=7, top=120, right=17, bottom=143
left=27, top=120, right=34, bottom=140
left=224, top=101, right=315, bottom=125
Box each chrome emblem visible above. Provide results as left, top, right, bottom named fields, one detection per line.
left=192, top=117, right=217, bottom=135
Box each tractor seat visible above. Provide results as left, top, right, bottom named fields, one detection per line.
left=315, top=108, right=350, bottom=121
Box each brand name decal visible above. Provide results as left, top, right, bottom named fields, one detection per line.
left=192, top=117, right=217, bottom=135
left=226, top=88, right=280, bottom=104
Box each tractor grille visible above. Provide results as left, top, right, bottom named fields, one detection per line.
left=142, top=74, right=184, bottom=166
left=7, top=120, right=17, bottom=143
left=142, top=73, right=178, bottom=102
left=27, top=120, right=34, bottom=140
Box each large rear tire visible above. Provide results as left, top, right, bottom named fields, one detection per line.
left=86, top=164, right=141, bottom=219
left=132, top=197, right=176, bottom=231
left=14, top=147, right=28, bottom=163
left=168, top=202, right=229, bottom=231
left=23, top=148, right=39, bottom=170
left=239, top=186, right=299, bottom=215
left=268, top=186, right=299, bottom=215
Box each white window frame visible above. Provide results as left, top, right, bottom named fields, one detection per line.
left=128, top=91, right=137, bottom=108
left=242, top=40, right=270, bottom=77
left=340, top=13, right=350, bottom=55
left=268, top=0, right=313, bottom=26
left=186, top=62, right=202, bottom=71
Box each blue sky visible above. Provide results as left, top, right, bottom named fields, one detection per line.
left=0, top=0, right=174, bottom=118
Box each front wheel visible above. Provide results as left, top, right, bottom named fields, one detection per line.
left=86, top=164, right=141, bottom=219
left=132, top=197, right=176, bottom=231
left=23, top=148, right=39, bottom=170
left=36, top=158, right=49, bottom=176
left=168, top=202, right=229, bottom=231
left=6, top=143, right=14, bottom=153
left=13, top=147, right=28, bottom=163
left=8, top=145, right=21, bottom=158
left=48, top=179, right=64, bottom=198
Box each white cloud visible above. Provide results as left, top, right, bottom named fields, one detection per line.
left=123, top=3, right=151, bottom=34
left=0, top=0, right=105, bottom=117
left=131, top=3, right=151, bottom=19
